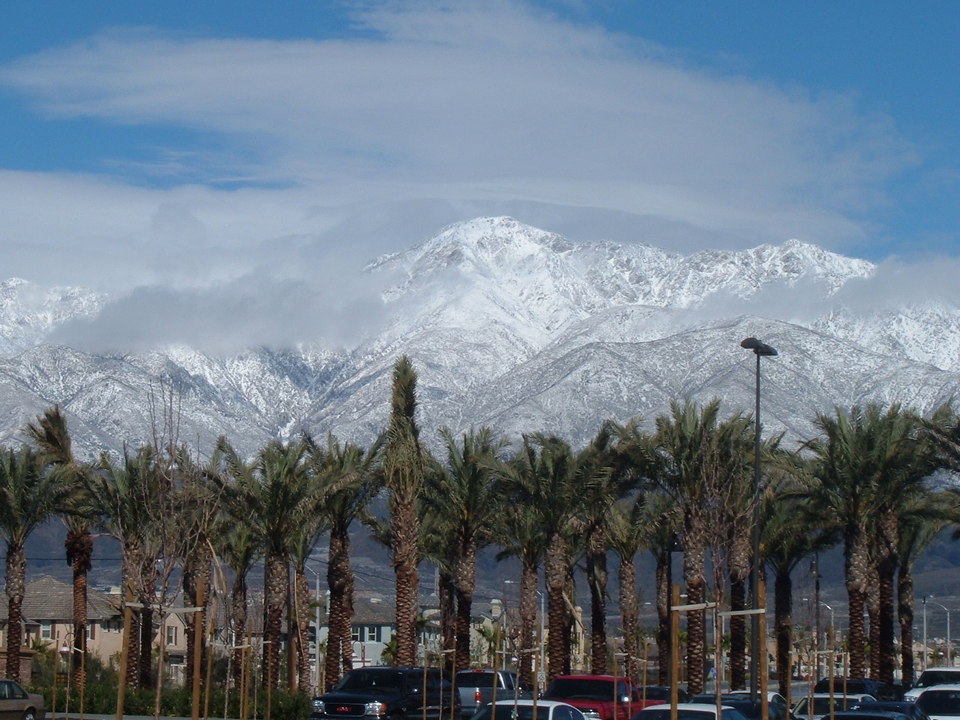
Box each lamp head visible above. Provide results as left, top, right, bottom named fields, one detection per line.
left=741, top=337, right=778, bottom=356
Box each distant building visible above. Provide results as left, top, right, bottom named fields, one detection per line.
left=0, top=576, right=189, bottom=680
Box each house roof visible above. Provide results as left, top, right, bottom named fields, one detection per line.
left=0, top=576, right=120, bottom=624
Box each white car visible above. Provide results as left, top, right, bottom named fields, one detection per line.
left=792, top=694, right=878, bottom=720
left=914, top=685, right=960, bottom=720
left=906, top=671, right=960, bottom=702
left=632, top=702, right=751, bottom=720
left=471, top=700, right=588, bottom=720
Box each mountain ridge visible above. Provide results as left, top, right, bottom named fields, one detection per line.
left=0, top=216, right=956, bottom=459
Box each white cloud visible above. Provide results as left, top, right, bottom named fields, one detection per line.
left=0, top=0, right=935, bottom=350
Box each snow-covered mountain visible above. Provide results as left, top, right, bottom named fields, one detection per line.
left=1, top=216, right=958, bottom=458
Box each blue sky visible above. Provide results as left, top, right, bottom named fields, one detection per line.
left=0, top=0, right=958, bottom=347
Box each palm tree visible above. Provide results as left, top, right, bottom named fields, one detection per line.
left=0, top=446, right=66, bottom=683
left=86, top=445, right=163, bottom=691
left=383, top=355, right=427, bottom=667
left=422, top=426, right=506, bottom=672
left=763, top=467, right=837, bottom=701
left=800, top=403, right=927, bottom=680
left=606, top=496, right=650, bottom=685
left=310, top=434, right=382, bottom=687
left=649, top=399, right=749, bottom=695
left=501, top=434, right=593, bottom=680
left=494, top=494, right=547, bottom=690
left=217, top=519, right=261, bottom=689
left=215, top=436, right=313, bottom=689
left=575, top=422, right=631, bottom=675
left=24, top=405, right=93, bottom=687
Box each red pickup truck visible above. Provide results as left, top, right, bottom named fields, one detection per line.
left=542, top=675, right=643, bottom=720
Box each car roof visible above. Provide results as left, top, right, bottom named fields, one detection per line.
left=490, top=700, right=578, bottom=708
left=919, top=685, right=960, bottom=693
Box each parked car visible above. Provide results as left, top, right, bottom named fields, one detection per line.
left=0, top=679, right=46, bottom=720
left=470, top=700, right=587, bottom=720
left=543, top=675, right=643, bottom=720
left=849, top=700, right=932, bottom=720
left=816, top=678, right=902, bottom=702
left=792, top=694, right=878, bottom=720
left=689, top=693, right=788, bottom=720
left=631, top=702, right=750, bottom=720
left=914, top=685, right=960, bottom=720
left=455, top=670, right=523, bottom=719
left=636, top=687, right=689, bottom=708
left=905, top=671, right=960, bottom=702
left=829, top=712, right=912, bottom=720
left=312, top=666, right=459, bottom=720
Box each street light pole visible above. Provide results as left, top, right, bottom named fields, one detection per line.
left=930, top=600, right=951, bottom=667
left=923, top=597, right=928, bottom=672
left=741, top=337, right=778, bottom=701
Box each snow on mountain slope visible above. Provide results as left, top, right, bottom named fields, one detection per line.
left=0, top=217, right=955, bottom=457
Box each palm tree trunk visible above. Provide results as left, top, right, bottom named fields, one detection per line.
left=392, top=493, right=420, bottom=667
left=295, top=566, right=312, bottom=693
left=683, top=536, right=706, bottom=695
left=66, top=525, right=93, bottom=688
left=619, top=554, right=640, bottom=684
left=231, top=574, right=248, bottom=688
left=845, top=527, right=870, bottom=678
left=326, top=526, right=354, bottom=686
left=774, top=568, right=793, bottom=699
left=454, top=540, right=478, bottom=672
left=898, top=565, right=915, bottom=686
left=655, top=547, right=670, bottom=686
left=438, top=568, right=455, bottom=670
left=264, top=550, right=288, bottom=689
left=546, top=533, right=569, bottom=680
left=586, top=527, right=608, bottom=675
left=877, top=556, right=896, bottom=684
left=518, top=562, right=539, bottom=691
left=4, top=542, right=26, bottom=683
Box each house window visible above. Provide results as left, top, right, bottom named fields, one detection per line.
left=41, top=623, right=53, bottom=640
left=366, top=626, right=381, bottom=642
left=351, top=626, right=362, bottom=642
left=166, top=626, right=178, bottom=646
left=87, top=622, right=96, bottom=640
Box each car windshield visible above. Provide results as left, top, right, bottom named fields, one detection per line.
left=795, top=698, right=863, bottom=716
left=917, top=691, right=960, bottom=716
left=458, top=672, right=515, bottom=690
left=917, top=672, right=960, bottom=688
left=335, top=670, right=405, bottom=693
left=636, top=710, right=747, bottom=720
left=546, top=679, right=614, bottom=700
left=473, top=705, right=553, bottom=720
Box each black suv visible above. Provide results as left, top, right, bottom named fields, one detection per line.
left=313, top=666, right=460, bottom=720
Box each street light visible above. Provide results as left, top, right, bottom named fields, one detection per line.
left=929, top=600, right=951, bottom=667
left=741, top=336, right=778, bottom=700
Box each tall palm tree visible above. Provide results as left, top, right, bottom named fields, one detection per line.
left=494, top=494, right=547, bottom=690
left=606, top=496, right=650, bottom=685
left=310, top=434, right=382, bottom=687
left=576, top=422, right=632, bottom=675
left=25, top=405, right=94, bottom=687
left=422, top=426, right=506, bottom=672
left=215, top=436, right=313, bottom=689
left=501, top=434, right=593, bottom=680
left=800, top=403, right=925, bottom=680
left=763, top=467, right=837, bottom=701
left=383, top=355, right=426, bottom=667
left=86, top=445, right=163, bottom=690
left=649, top=399, right=748, bottom=695
left=0, top=446, right=66, bottom=683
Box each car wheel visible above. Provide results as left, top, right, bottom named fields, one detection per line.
left=22, top=710, right=36, bottom=720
